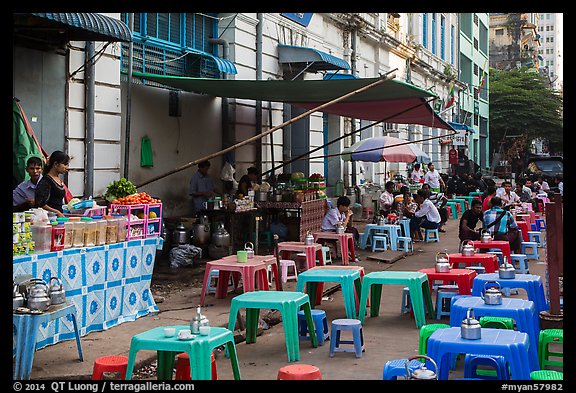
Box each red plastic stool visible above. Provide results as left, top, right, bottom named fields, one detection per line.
left=92, top=355, right=129, bottom=380
left=277, top=364, right=322, bottom=380
left=175, top=352, right=218, bottom=380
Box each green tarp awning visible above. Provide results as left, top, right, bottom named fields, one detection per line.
left=133, top=72, right=454, bottom=130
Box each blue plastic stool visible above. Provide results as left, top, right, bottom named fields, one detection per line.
left=329, top=319, right=364, bottom=358
left=487, top=250, right=504, bottom=265
left=382, top=358, right=423, bottom=380
left=371, top=235, right=389, bottom=252
left=527, top=231, right=544, bottom=247
left=424, top=228, right=440, bottom=243
left=521, top=242, right=540, bottom=260
left=399, top=219, right=411, bottom=238
left=436, top=289, right=459, bottom=320
left=510, top=254, right=530, bottom=274
left=317, top=246, right=333, bottom=265
left=535, top=218, right=546, bottom=231
left=397, top=236, right=413, bottom=252
left=464, top=354, right=510, bottom=380
left=207, top=269, right=220, bottom=294
left=297, top=309, right=329, bottom=346
left=530, top=223, right=537, bottom=231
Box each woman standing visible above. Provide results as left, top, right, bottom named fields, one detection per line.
left=34, top=151, right=70, bottom=217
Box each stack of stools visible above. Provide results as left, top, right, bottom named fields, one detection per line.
left=382, top=358, right=425, bottom=380
left=297, top=309, right=329, bottom=346
left=329, top=319, right=364, bottom=358
left=277, top=364, right=322, bottom=380
left=527, top=231, right=544, bottom=247
left=435, top=285, right=459, bottom=319
left=539, top=329, right=563, bottom=370
left=280, top=259, right=298, bottom=283
left=175, top=352, right=217, bottom=380
left=92, top=355, right=129, bottom=380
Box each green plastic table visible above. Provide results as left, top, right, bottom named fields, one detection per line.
left=296, top=269, right=361, bottom=319
left=226, top=291, right=318, bottom=362
left=469, top=191, right=484, bottom=199
left=125, top=326, right=240, bottom=380
left=444, top=201, right=459, bottom=219
left=448, top=198, right=467, bottom=213
left=456, top=195, right=475, bottom=208
left=358, top=271, right=435, bottom=329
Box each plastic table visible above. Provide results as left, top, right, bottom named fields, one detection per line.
left=296, top=269, right=361, bottom=319
left=516, top=220, right=529, bottom=242
left=359, top=224, right=402, bottom=251
left=448, top=198, right=467, bottom=213
left=358, top=271, right=435, bottom=329
left=308, top=265, right=368, bottom=308
left=447, top=253, right=499, bottom=273
left=13, top=303, right=83, bottom=380
left=449, top=296, right=540, bottom=368
left=472, top=273, right=549, bottom=313
left=124, top=325, right=240, bottom=380
left=470, top=240, right=512, bottom=263
left=469, top=191, right=484, bottom=200
left=456, top=195, right=476, bottom=207
left=312, top=232, right=355, bottom=265
left=200, top=255, right=280, bottom=306
left=426, top=327, right=534, bottom=380
left=277, top=241, right=324, bottom=270
left=417, top=268, right=476, bottom=295
left=226, top=291, right=317, bottom=362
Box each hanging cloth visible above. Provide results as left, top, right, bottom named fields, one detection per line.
left=140, top=136, right=154, bottom=167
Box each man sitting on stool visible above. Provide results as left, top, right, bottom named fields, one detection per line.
left=409, top=189, right=441, bottom=242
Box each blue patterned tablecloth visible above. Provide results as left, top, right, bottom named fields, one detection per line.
left=13, top=237, right=163, bottom=350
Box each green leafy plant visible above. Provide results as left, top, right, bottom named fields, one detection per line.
left=104, top=178, right=138, bottom=201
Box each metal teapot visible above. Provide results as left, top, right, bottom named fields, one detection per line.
left=244, top=242, right=255, bottom=259
left=498, top=259, right=516, bottom=279
left=435, top=251, right=451, bottom=273
left=480, top=230, right=493, bottom=243
left=461, top=240, right=475, bottom=256
left=48, top=276, right=66, bottom=305
left=27, top=280, right=51, bottom=311
left=304, top=231, right=315, bottom=245
left=336, top=221, right=346, bottom=234
left=172, top=223, right=190, bottom=246
left=13, top=282, right=25, bottom=310
left=461, top=308, right=482, bottom=340
left=404, top=355, right=438, bottom=380
left=482, top=281, right=503, bottom=305
left=190, top=305, right=209, bottom=334
left=377, top=215, right=386, bottom=226
left=211, top=223, right=231, bottom=247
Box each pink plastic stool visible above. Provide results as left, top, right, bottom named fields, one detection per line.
left=280, top=259, right=298, bottom=283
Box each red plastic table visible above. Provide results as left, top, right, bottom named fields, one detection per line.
left=470, top=240, right=511, bottom=264
left=200, top=255, right=280, bottom=306
left=308, top=265, right=368, bottom=309
left=516, top=220, right=529, bottom=242
left=276, top=241, right=324, bottom=270
left=312, top=232, right=355, bottom=265
left=417, top=268, right=477, bottom=295
left=446, top=253, right=499, bottom=273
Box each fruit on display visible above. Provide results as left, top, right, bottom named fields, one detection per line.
left=148, top=211, right=157, bottom=219
left=111, top=192, right=161, bottom=205
left=309, top=173, right=325, bottom=180
left=291, top=172, right=306, bottom=180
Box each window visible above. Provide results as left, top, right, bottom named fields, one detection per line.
left=422, top=13, right=428, bottom=49
left=450, top=25, right=455, bottom=65
left=473, top=14, right=478, bottom=25
left=538, top=26, right=544, bottom=32
left=441, top=15, right=445, bottom=60
left=546, top=14, right=551, bottom=20
left=473, top=38, right=478, bottom=50
left=474, top=63, right=478, bottom=76
left=496, top=28, right=504, bottom=36
left=432, top=13, right=436, bottom=55
left=549, top=25, right=554, bottom=31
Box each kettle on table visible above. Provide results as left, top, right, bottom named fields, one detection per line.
left=481, top=281, right=503, bottom=305
left=460, top=308, right=482, bottom=340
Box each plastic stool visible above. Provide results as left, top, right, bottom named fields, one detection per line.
left=382, top=358, right=423, bottom=380
left=464, top=354, right=510, bottom=380
left=445, top=205, right=453, bottom=219
left=479, top=316, right=515, bottom=330
left=258, top=231, right=273, bottom=247
left=317, top=246, right=333, bottom=265
left=418, top=324, right=450, bottom=358
left=424, top=228, right=440, bottom=243
left=527, top=231, right=544, bottom=247
left=371, top=235, right=389, bottom=252
left=487, top=251, right=504, bottom=265
left=298, top=309, right=329, bottom=346
left=280, top=259, right=298, bottom=283
left=530, top=370, right=563, bottom=380
left=207, top=269, right=220, bottom=294
left=397, top=236, right=413, bottom=252
left=175, top=352, right=217, bottom=380
left=521, top=242, right=539, bottom=260
left=329, top=319, right=364, bottom=358
left=510, top=254, right=530, bottom=274
left=401, top=287, right=411, bottom=314
left=92, top=355, right=129, bottom=380
left=465, top=266, right=486, bottom=275
left=277, top=364, right=322, bottom=380
left=539, top=329, right=563, bottom=369
left=398, top=219, right=411, bottom=237
left=535, top=218, right=546, bottom=231
left=436, top=289, right=458, bottom=320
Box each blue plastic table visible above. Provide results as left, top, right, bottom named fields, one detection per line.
left=449, top=296, right=540, bottom=370
left=359, top=224, right=402, bottom=251
left=296, top=269, right=361, bottom=319
left=472, top=273, right=549, bottom=313
left=125, top=325, right=240, bottom=380
left=427, top=327, right=533, bottom=380
left=13, top=303, right=83, bottom=380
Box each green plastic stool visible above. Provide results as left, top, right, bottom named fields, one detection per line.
left=530, top=370, right=563, bottom=380
left=418, top=324, right=450, bottom=358
left=479, top=316, right=515, bottom=330
left=226, top=291, right=318, bottom=362
left=539, top=329, right=563, bottom=369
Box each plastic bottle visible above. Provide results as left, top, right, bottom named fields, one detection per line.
left=82, top=217, right=96, bottom=247
left=105, top=216, right=118, bottom=244
left=31, top=223, right=52, bottom=253
left=72, top=218, right=86, bottom=248
left=63, top=220, right=75, bottom=248
left=113, top=214, right=128, bottom=242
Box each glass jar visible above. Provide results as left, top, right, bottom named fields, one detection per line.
left=82, top=217, right=96, bottom=247
left=72, top=219, right=85, bottom=248
left=105, top=216, right=119, bottom=244
left=92, top=215, right=107, bottom=246
left=63, top=221, right=75, bottom=248
left=113, top=214, right=128, bottom=242
left=31, top=224, right=52, bottom=253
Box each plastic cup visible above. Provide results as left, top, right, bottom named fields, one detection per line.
left=164, top=327, right=176, bottom=337
left=178, top=329, right=192, bottom=339
left=199, top=326, right=210, bottom=336
left=237, top=250, right=248, bottom=263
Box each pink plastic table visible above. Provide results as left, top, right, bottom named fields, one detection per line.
left=200, top=255, right=280, bottom=306
left=276, top=242, right=324, bottom=270
left=312, top=232, right=355, bottom=265
left=417, top=268, right=477, bottom=295
left=446, top=253, right=499, bottom=273
left=470, top=240, right=511, bottom=263
left=308, top=265, right=368, bottom=309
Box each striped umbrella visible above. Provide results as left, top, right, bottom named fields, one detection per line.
left=342, top=136, right=430, bottom=163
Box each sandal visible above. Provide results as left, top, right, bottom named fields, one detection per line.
left=438, top=229, right=446, bottom=233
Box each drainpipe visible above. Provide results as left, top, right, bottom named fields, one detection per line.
left=84, top=41, right=95, bottom=198
left=124, top=13, right=134, bottom=179
left=255, top=13, right=263, bottom=173
left=350, top=28, right=358, bottom=188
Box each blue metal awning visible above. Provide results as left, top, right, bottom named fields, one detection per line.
left=448, top=121, right=476, bottom=133
left=278, top=44, right=350, bottom=73
left=204, top=53, right=237, bottom=74
left=14, top=13, right=133, bottom=42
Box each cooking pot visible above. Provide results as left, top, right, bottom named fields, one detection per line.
left=498, top=261, right=516, bottom=279
left=172, top=223, right=190, bottom=246
left=244, top=242, right=255, bottom=259
left=482, top=281, right=503, bottom=305
left=271, top=193, right=283, bottom=202
left=404, top=355, right=438, bottom=380
left=461, top=240, right=475, bottom=256
left=13, top=282, right=25, bottom=310
left=255, top=191, right=268, bottom=202
left=435, top=251, right=451, bottom=273
left=480, top=230, right=493, bottom=243
left=192, top=222, right=211, bottom=246
left=48, top=276, right=66, bottom=305
left=27, top=280, right=51, bottom=311
left=461, top=308, right=481, bottom=340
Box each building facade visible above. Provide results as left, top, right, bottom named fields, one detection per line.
left=537, top=13, right=563, bottom=93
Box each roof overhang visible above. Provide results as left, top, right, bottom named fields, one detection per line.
left=448, top=121, right=477, bottom=133
left=278, top=44, right=350, bottom=73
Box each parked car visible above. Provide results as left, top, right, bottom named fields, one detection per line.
left=518, top=155, right=563, bottom=191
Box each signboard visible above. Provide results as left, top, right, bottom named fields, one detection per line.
left=452, top=129, right=467, bottom=146
left=280, top=13, right=314, bottom=27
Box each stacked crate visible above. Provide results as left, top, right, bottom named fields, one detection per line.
left=109, top=203, right=163, bottom=240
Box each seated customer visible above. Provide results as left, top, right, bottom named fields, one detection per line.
left=409, top=189, right=441, bottom=241
left=422, top=183, right=449, bottom=233
left=459, top=199, right=483, bottom=242
left=482, top=196, right=522, bottom=254
left=321, top=196, right=360, bottom=261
